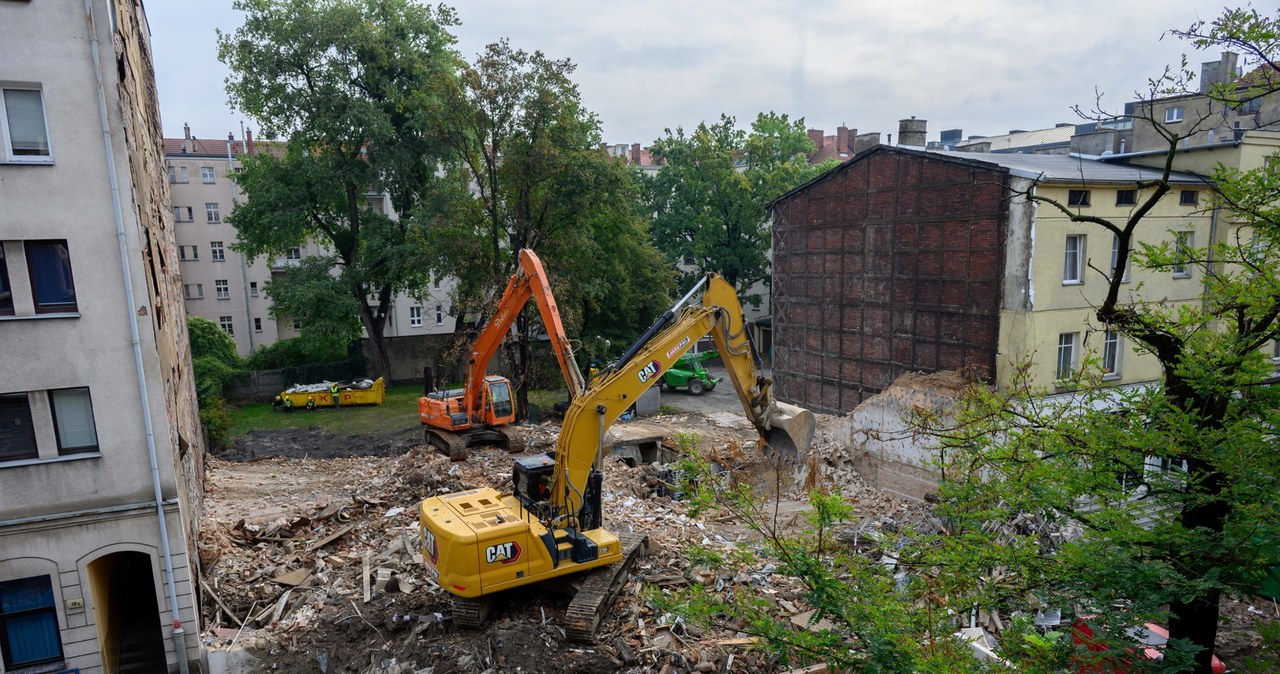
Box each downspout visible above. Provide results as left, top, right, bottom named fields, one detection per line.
left=1203, top=200, right=1219, bottom=313
left=229, top=130, right=254, bottom=350
left=83, top=3, right=190, bottom=672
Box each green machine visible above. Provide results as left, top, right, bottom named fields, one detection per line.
left=659, top=350, right=723, bottom=395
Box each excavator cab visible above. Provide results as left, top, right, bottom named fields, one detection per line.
left=481, top=376, right=514, bottom=425
left=513, top=454, right=555, bottom=511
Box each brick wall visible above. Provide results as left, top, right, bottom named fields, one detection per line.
left=771, top=147, right=1008, bottom=414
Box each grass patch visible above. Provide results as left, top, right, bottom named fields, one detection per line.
left=226, top=383, right=575, bottom=440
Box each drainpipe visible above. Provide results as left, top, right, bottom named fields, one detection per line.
left=83, top=2, right=189, bottom=672
left=229, top=130, right=254, bottom=350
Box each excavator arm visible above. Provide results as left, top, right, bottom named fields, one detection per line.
left=461, top=249, right=586, bottom=421
left=549, top=273, right=814, bottom=524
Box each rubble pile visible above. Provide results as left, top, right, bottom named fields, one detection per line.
left=197, top=413, right=928, bottom=673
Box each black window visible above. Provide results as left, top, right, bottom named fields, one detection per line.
left=24, top=240, right=76, bottom=314
left=0, top=576, right=63, bottom=669
left=0, top=392, right=37, bottom=461
left=1180, top=189, right=1199, bottom=205
left=1068, top=189, right=1091, bottom=207
left=0, top=245, right=12, bottom=316
left=1116, top=189, right=1136, bottom=206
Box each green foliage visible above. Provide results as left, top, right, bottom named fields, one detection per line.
left=646, top=112, right=828, bottom=299
left=218, top=0, right=460, bottom=378
left=191, top=356, right=239, bottom=402
left=245, top=333, right=350, bottom=371
left=257, top=259, right=363, bottom=347
left=188, top=316, right=241, bottom=368
left=199, top=397, right=233, bottom=453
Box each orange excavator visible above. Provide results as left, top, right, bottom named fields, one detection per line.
left=419, top=249, right=585, bottom=458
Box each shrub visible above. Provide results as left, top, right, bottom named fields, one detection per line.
left=199, top=397, right=232, bottom=453
left=245, top=333, right=349, bottom=371
left=187, top=316, right=241, bottom=368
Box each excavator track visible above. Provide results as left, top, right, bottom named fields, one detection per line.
left=565, top=533, right=649, bottom=643
left=451, top=595, right=491, bottom=629
left=424, top=428, right=468, bottom=461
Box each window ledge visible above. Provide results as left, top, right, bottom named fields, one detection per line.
left=0, top=312, right=80, bottom=322
left=0, top=158, right=55, bottom=166
left=0, top=452, right=101, bottom=470
left=1102, top=373, right=1122, bottom=382
left=1172, top=273, right=1192, bottom=279
left=7, top=658, right=68, bottom=674
left=1062, top=280, right=1084, bottom=286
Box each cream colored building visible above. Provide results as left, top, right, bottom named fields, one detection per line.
left=165, top=133, right=457, bottom=356
left=1, top=1, right=203, bottom=672
left=939, top=153, right=1214, bottom=391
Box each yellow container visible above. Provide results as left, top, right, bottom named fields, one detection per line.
left=279, top=377, right=385, bottom=408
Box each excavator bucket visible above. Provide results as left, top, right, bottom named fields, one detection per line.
left=762, top=401, right=815, bottom=461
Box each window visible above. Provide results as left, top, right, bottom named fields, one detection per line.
left=25, top=240, right=77, bottom=314
left=436, top=305, right=443, bottom=325
left=215, top=279, right=229, bottom=300
left=49, top=388, right=97, bottom=454
left=173, top=206, right=193, bottom=222
left=1165, top=106, right=1184, bottom=123
left=249, top=281, right=258, bottom=298
left=1102, top=330, right=1121, bottom=378
left=219, top=316, right=234, bottom=335
left=410, top=306, right=422, bottom=327
left=1180, top=189, right=1199, bottom=205
left=211, top=241, right=225, bottom=262
left=292, top=318, right=301, bottom=330
left=183, top=283, right=203, bottom=300
left=1068, top=190, right=1091, bottom=207
left=168, top=165, right=190, bottom=183
left=1057, top=332, right=1077, bottom=380
left=1173, top=232, right=1193, bottom=277
left=253, top=317, right=262, bottom=333
left=285, top=246, right=302, bottom=261
left=178, top=245, right=198, bottom=261
left=1063, top=234, right=1084, bottom=284
left=205, top=202, right=220, bottom=223
left=1273, top=340, right=1280, bottom=362
left=0, top=393, right=37, bottom=461
left=201, top=167, right=216, bottom=184
left=1109, top=235, right=1129, bottom=282
left=0, top=576, right=63, bottom=669
left=1241, top=97, right=1263, bottom=114
left=0, top=245, right=12, bottom=316
left=1116, top=189, right=1136, bottom=206
left=1, top=87, right=52, bottom=162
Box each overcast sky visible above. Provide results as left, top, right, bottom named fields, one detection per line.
left=148, top=1, right=1225, bottom=147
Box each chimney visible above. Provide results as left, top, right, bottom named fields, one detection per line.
left=245, top=127, right=254, bottom=154
left=898, top=117, right=927, bottom=147
left=807, top=128, right=824, bottom=150
left=630, top=143, right=641, bottom=165
left=836, top=126, right=850, bottom=152
left=1201, top=51, right=1240, bottom=93
left=184, top=122, right=191, bottom=139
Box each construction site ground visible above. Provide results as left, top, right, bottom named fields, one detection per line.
left=201, top=377, right=1274, bottom=673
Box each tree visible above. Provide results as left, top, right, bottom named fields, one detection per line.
left=646, top=112, right=832, bottom=301
left=658, top=10, right=1280, bottom=673
left=217, top=0, right=460, bottom=379
left=420, top=40, right=672, bottom=415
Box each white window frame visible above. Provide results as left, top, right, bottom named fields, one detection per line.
left=1109, top=234, right=1129, bottom=282
left=201, top=166, right=216, bottom=184
left=215, top=279, right=230, bottom=300
left=219, top=316, right=234, bottom=335
left=1063, top=234, right=1085, bottom=285
left=1057, top=332, right=1077, bottom=381
left=1102, top=330, right=1122, bottom=379
left=285, top=246, right=302, bottom=261
left=0, top=86, right=54, bottom=163
left=211, top=241, right=225, bottom=262
left=1173, top=231, right=1193, bottom=278
left=249, top=282, right=258, bottom=298
left=206, top=202, right=221, bottom=223
left=409, top=306, right=422, bottom=328
left=1165, top=107, right=1184, bottom=123
left=436, top=304, right=443, bottom=326
left=253, top=317, right=262, bottom=333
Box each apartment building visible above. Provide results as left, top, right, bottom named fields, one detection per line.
left=165, top=132, right=457, bottom=357
left=1, top=1, right=203, bottom=672
left=768, top=145, right=1209, bottom=413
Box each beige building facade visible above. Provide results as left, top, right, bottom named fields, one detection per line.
left=165, top=134, right=457, bottom=357
left=1, top=1, right=203, bottom=673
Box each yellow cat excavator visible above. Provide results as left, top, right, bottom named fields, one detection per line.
left=418, top=248, right=585, bottom=458
left=419, top=273, right=815, bottom=640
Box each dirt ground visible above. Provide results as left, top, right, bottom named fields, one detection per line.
left=199, top=393, right=1274, bottom=673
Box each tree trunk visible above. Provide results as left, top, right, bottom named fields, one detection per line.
left=513, top=311, right=531, bottom=421
left=358, top=295, right=391, bottom=381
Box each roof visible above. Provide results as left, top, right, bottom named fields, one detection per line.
left=932, top=151, right=1208, bottom=184
left=767, top=144, right=1209, bottom=209
left=164, top=137, right=286, bottom=159
left=951, top=125, right=1074, bottom=152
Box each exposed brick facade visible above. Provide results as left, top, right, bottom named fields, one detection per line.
left=770, top=147, right=1009, bottom=414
